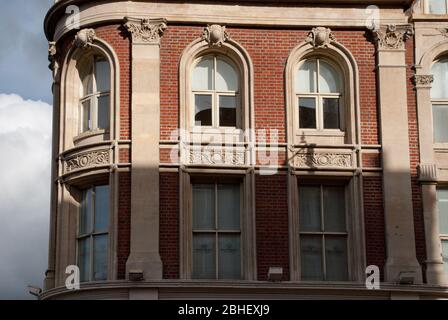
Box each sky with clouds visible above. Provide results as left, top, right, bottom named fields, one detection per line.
left=0, top=0, right=54, bottom=299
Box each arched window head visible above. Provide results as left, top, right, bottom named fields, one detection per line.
left=295, top=58, right=343, bottom=130
left=191, top=55, right=240, bottom=128
left=78, top=55, right=111, bottom=133
left=431, top=57, right=448, bottom=142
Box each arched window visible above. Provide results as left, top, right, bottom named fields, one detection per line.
left=295, top=58, right=343, bottom=131
left=431, top=57, right=448, bottom=142
left=191, top=55, right=240, bottom=128
left=78, top=56, right=111, bottom=133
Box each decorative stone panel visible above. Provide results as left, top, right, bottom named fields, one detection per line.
left=184, top=146, right=246, bottom=166
left=64, top=149, right=111, bottom=173
left=293, top=151, right=354, bottom=169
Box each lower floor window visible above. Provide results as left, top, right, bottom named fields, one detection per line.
left=192, top=183, right=242, bottom=280
left=299, top=184, right=349, bottom=281
left=437, top=188, right=448, bottom=275
left=77, top=185, right=110, bottom=282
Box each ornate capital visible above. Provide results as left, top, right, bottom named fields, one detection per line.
left=413, top=74, right=434, bottom=88
left=74, top=29, right=96, bottom=48
left=202, top=24, right=229, bottom=47
left=306, top=27, right=336, bottom=49
left=372, top=24, right=413, bottom=50
left=124, top=17, right=167, bottom=45
left=418, top=163, right=438, bottom=183
left=48, top=41, right=59, bottom=81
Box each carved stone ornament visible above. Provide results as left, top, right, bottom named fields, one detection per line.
left=306, top=27, right=336, bottom=48
left=418, top=163, right=438, bottom=183
left=74, top=29, right=96, bottom=48
left=65, top=150, right=110, bottom=173
left=187, top=148, right=245, bottom=166
left=373, top=24, right=413, bottom=50
left=413, top=74, right=434, bottom=88
left=437, top=28, right=448, bottom=38
left=124, top=17, right=167, bottom=45
left=202, top=24, right=230, bottom=47
left=48, top=41, right=59, bottom=80
left=294, top=152, right=353, bottom=169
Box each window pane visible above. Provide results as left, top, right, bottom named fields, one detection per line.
left=93, top=235, right=108, bottom=281
left=325, top=236, right=348, bottom=281
left=218, top=184, right=240, bottom=230
left=438, top=189, right=448, bottom=234
left=195, top=94, right=212, bottom=126
left=299, top=97, right=317, bottom=129
left=81, top=64, right=94, bottom=96
left=80, top=189, right=92, bottom=235
left=78, top=238, right=90, bottom=282
left=433, top=105, right=448, bottom=142
left=218, top=234, right=241, bottom=279
left=81, top=100, right=91, bottom=132
left=296, top=60, right=317, bottom=93
left=216, top=58, right=238, bottom=91
left=299, top=186, right=321, bottom=232
left=442, top=240, right=448, bottom=275
left=193, top=184, right=215, bottom=230
left=323, top=98, right=340, bottom=129
left=192, top=58, right=214, bottom=90
left=431, top=59, right=448, bottom=99
left=219, top=96, right=237, bottom=127
left=97, top=95, right=110, bottom=130
left=192, top=234, right=216, bottom=279
left=94, top=186, right=109, bottom=233
left=95, top=58, right=110, bottom=92
left=300, top=235, right=323, bottom=281
left=429, top=0, right=447, bottom=14
left=323, top=186, right=346, bottom=232
left=319, top=60, right=340, bottom=93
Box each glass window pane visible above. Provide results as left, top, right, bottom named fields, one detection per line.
left=299, top=186, right=322, bottom=232
left=429, top=0, right=447, bottom=14
left=95, top=58, right=110, bottom=92
left=319, top=60, right=340, bottom=93
left=219, top=96, right=237, bottom=127
left=94, top=186, right=109, bottom=233
left=433, top=105, right=448, bottom=142
left=93, top=235, right=108, bottom=281
left=192, top=58, right=214, bottom=90
left=195, top=94, right=212, bottom=126
left=97, top=95, right=110, bottom=130
left=193, top=184, right=215, bottom=230
left=216, top=58, right=238, bottom=91
left=323, top=98, right=340, bottom=129
left=438, top=189, right=448, bottom=234
left=300, top=235, right=323, bottom=281
left=218, top=184, right=240, bottom=230
left=81, top=63, right=94, bottom=96
left=323, top=186, right=346, bottom=232
left=192, top=234, right=216, bottom=279
left=299, top=97, right=317, bottom=129
left=296, top=60, right=317, bottom=93
left=442, top=240, right=448, bottom=275
left=78, top=238, right=90, bottom=282
left=82, top=100, right=91, bottom=132
left=80, top=189, right=92, bottom=235
left=431, top=59, right=448, bottom=99
left=218, top=234, right=241, bottom=279
left=325, top=236, right=348, bottom=281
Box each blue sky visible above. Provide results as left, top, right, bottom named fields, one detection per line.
left=0, top=0, right=54, bottom=299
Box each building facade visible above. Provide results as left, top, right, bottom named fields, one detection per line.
left=41, top=0, right=448, bottom=299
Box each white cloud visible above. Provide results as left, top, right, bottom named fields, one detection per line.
left=0, top=94, right=52, bottom=299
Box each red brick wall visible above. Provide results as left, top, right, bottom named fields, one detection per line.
left=160, top=172, right=180, bottom=279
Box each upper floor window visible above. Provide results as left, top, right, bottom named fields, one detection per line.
left=296, top=58, right=343, bottom=131
left=78, top=185, right=110, bottom=282
left=427, top=0, right=448, bottom=14
left=431, top=57, right=448, bottom=143
left=191, top=55, right=240, bottom=128
left=79, top=56, right=111, bottom=134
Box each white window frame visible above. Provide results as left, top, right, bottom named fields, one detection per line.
left=191, top=55, right=241, bottom=129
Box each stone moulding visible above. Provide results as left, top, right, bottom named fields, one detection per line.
left=185, top=147, right=246, bottom=166
left=123, top=17, right=167, bottom=45
left=293, top=152, right=353, bottom=169
left=64, top=150, right=111, bottom=173
left=413, top=74, right=434, bottom=88
left=418, top=163, right=438, bottom=183
left=372, top=24, right=414, bottom=50
left=202, top=24, right=229, bottom=47
left=74, top=28, right=96, bottom=48
left=306, top=27, right=336, bottom=48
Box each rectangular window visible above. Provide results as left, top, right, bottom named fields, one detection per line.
left=192, top=183, right=241, bottom=280
left=298, top=97, right=317, bottom=129
left=78, top=185, right=110, bottom=282
left=433, top=105, right=448, bottom=143
left=437, top=189, right=448, bottom=275
left=428, top=0, right=448, bottom=14
left=299, top=184, right=348, bottom=281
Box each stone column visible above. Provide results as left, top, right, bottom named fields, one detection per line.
left=373, top=25, right=422, bottom=283
left=124, top=17, right=167, bottom=280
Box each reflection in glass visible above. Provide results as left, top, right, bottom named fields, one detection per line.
left=195, top=95, right=213, bottom=126
left=299, top=97, right=317, bottom=129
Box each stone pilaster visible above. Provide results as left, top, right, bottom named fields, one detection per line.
left=372, top=24, right=423, bottom=283
left=124, top=17, right=167, bottom=280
